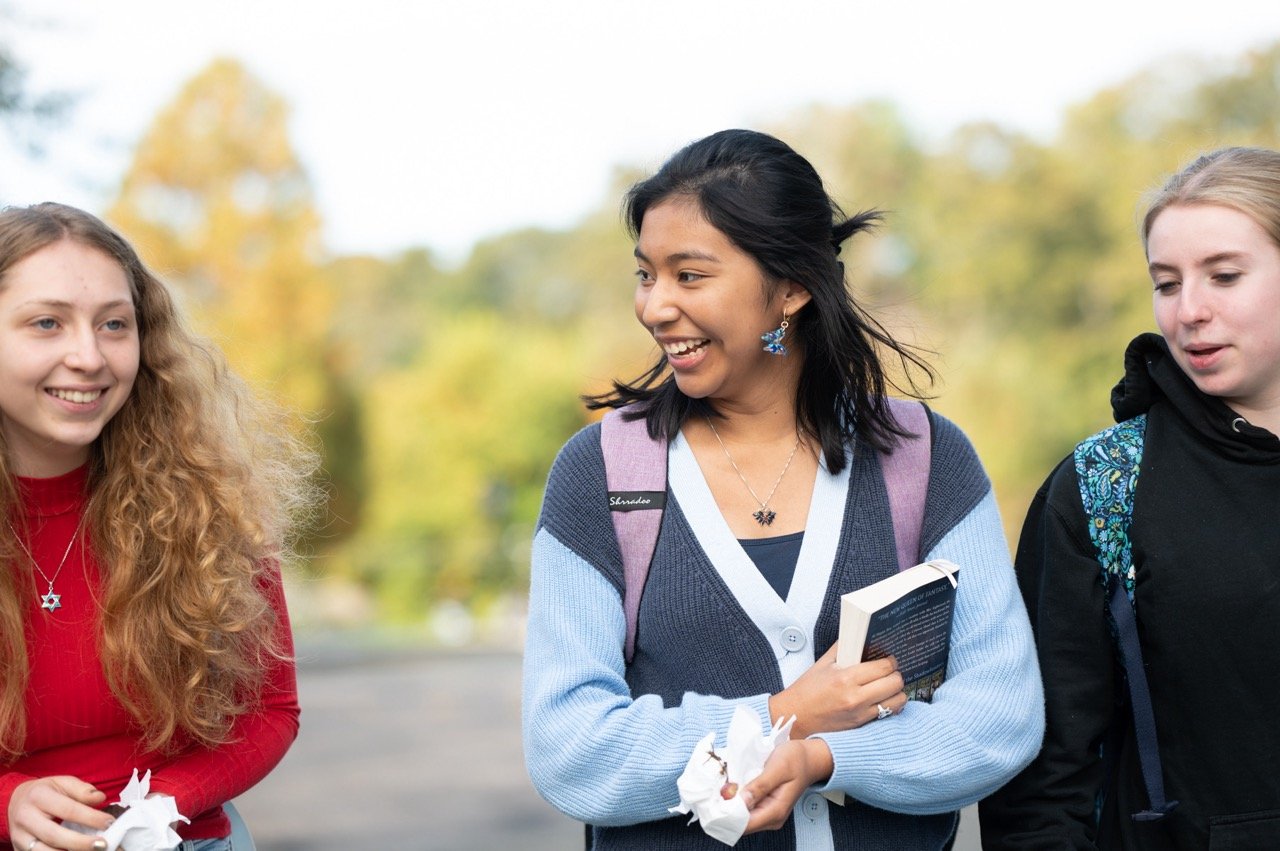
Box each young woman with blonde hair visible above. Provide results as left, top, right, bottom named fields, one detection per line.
left=981, top=148, right=1280, bottom=846
left=0, top=202, right=317, bottom=851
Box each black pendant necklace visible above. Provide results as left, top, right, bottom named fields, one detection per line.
left=705, top=417, right=801, bottom=526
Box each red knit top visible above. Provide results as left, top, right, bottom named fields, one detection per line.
left=0, top=466, right=300, bottom=841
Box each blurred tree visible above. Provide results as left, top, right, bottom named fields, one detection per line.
left=109, top=58, right=328, bottom=406
left=107, top=58, right=357, bottom=557
left=916, top=42, right=1280, bottom=517
left=95, top=38, right=1280, bottom=627
left=325, top=249, right=444, bottom=380
left=442, top=213, right=633, bottom=323
left=348, top=311, right=586, bottom=618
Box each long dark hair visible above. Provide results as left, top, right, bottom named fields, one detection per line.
left=586, top=129, right=932, bottom=472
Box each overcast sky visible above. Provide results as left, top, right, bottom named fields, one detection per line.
left=4, top=0, right=1279, bottom=261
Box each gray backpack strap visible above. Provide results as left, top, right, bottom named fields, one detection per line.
left=882, top=398, right=932, bottom=570
left=600, top=405, right=667, bottom=665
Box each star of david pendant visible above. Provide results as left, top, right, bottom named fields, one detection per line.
left=752, top=509, right=777, bottom=526
left=40, top=590, right=62, bottom=612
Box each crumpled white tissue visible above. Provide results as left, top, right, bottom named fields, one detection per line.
left=669, top=704, right=795, bottom=846
left=65, top=769, right=189, bottom=851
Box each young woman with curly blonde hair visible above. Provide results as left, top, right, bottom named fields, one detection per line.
left=0, top=202, right=318, bottom=851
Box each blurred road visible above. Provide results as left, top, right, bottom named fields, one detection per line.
left=233, top=647, right=579, bottom=850
left=233, top=647, right=981, bottom=850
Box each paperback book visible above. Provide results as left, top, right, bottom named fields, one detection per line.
left=835, top=559, right=959, bottom=703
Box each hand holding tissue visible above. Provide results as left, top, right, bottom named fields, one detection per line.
left=669, top=705, right=795, bottom=846
left=65, top=769, right=189, bottom=851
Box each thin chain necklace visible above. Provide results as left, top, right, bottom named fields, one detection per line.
left=9, top=508, right=89, bottom=613
left=705, top=417, right=802, bottom=527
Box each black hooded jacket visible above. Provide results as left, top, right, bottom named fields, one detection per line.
left=980, top=333, right=1280, bottom=849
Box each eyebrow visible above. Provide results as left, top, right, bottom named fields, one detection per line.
left=16, top=298, right=136, bottom=311
left=633, top=247, right=721, bottom=265
left=1148, top=251, right=1249, bottom=275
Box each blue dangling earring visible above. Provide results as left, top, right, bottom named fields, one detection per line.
left=762, top=312, right=790, bottom=356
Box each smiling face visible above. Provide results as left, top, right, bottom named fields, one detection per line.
left=1147, top=203, right=1280, bottom=429
left=633, top=197, right=810, bottom=410
left=0, top=239, right=141, bottom=477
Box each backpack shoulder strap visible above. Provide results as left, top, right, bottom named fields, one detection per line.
left=600, top=405, right=667, bottom=665
left=605, top=398, right=931, bottom=664
left=1073, top=414, right=1177, bottom=822
left=1074, top=415, right=1146, bottom=603
left=881, top=398, right=932, bottom=571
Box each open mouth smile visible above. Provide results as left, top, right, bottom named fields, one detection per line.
left=47, top=388, right=104, bottom=404
left=662, top=339, right=710, bottom=357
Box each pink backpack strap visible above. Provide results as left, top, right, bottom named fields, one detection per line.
left=600, top=405, right=668, bottom=664
left=881, top=398, right=932, bottom=571
left=602, top=400, right=928, bottom=663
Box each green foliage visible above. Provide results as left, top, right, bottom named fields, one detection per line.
left=765, top=46, right=1280, bottom=528
left=325, top=249, right=445, bottom=379
left=339, top=312, right=587, bottom=611
left=89, top=41, right=1280, bottom=623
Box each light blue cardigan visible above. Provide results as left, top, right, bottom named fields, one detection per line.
left=522, top=416, right=1043, bottom=849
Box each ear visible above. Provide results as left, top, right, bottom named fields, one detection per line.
left=779, top=280, right=812, bottom=314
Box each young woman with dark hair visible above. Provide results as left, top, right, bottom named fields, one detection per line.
left=0, top=203, right=317, bottom=851
left=602, top=129, right=922, bottom=465
left=523, top=129, right=1043, bottom=849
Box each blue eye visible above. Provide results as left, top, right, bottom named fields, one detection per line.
left=103, top=319, right=128, bottom=331
left=34, top=318, right=58, bottom=330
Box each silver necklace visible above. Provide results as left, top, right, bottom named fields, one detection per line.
left=9, top=510, right=89, bottom=613
left=705, top=417, right=802, bottom=526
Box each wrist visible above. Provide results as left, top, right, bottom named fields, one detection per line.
left=801, top=737, right=834, bottom=785
left=769, top=692, right=810, bottom=739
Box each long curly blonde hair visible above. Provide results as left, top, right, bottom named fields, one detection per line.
left=0, top=202, right=320, bottom=761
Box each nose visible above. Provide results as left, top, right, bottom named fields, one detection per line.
left=1176, top=281, right=1212, bottom=326
left=64, top=324, right=107, bottom=373
left=636, top=276, right=680, bottom=330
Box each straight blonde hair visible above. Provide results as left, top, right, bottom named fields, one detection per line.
left=1142, top=146, right=1280, bottom=253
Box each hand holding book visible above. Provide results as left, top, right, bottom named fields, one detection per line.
left=836, top=559, right=960, bottom=703
left=768, top=643, right=908, bottom=740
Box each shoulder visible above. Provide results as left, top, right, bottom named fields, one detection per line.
left=923, top=408, right=990, bottom=505
left=539, top=421, right=606, bottom=528
left=873, top=399, right=987, bottom=491
left=893, top=407, right=994, bottom=558
left=924, top=408, right=989, bottom=487
left=548, top=421, right=606, bottom=481
left=1017, top=435, right=1122, bottom=575
left=537, top=421, right=621, bottom=582
left=1066, top=414, right=1146, bottom=514
left=1074, top=415, right=1146, bottom=464
left=1038, top=454, right=1083, bottom=515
